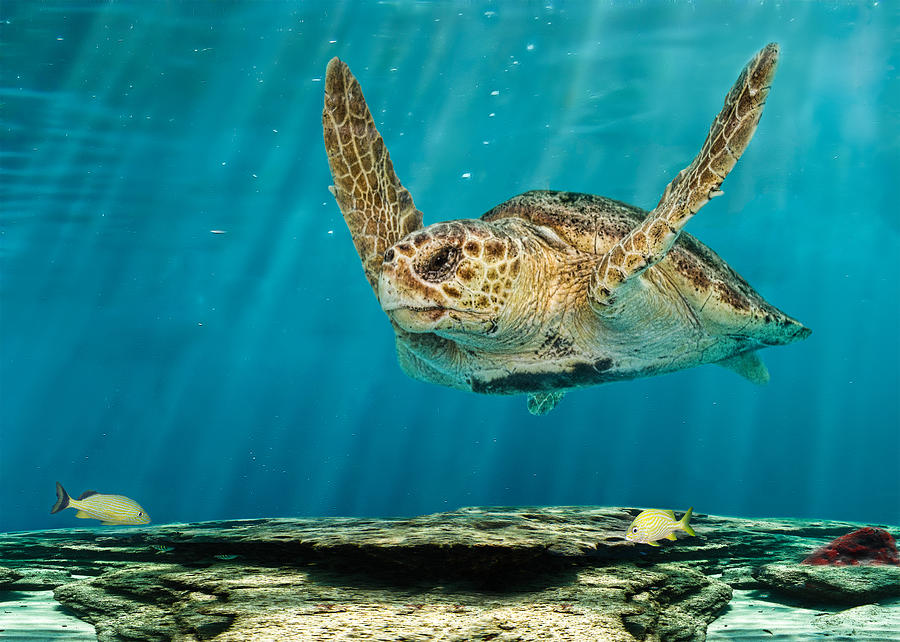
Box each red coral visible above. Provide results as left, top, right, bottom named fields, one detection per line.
left=802, top=527, right=900, bottom=566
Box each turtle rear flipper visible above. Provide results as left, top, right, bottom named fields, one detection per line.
left=527, top=391, right=566, bottom=415
left=590, top=43, right=779, bottom=310
left=717, top=351, right=770, bottom=384
left=323, top=58, right=423, bottom=295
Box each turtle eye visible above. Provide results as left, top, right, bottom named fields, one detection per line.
left=383, top=248, right=395, bottom=262
left=415, top=245, right=461, bottom=282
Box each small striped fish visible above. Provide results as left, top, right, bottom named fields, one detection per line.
left=625, top=507, right=695, bottom=546
left=51, top=481, right=150, bottom=525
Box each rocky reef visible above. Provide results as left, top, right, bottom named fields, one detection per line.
left=0, top=507, right=898, bottom=640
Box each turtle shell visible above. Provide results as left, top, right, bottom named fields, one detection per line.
left=482, top=190, right=809, bottom=347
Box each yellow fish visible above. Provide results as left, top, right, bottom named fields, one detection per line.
left=50, top=482, right=150, bottom=525
left=625, top=507, right=695, bottom=546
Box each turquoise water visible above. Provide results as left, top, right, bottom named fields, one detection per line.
left=1, top=2, right=897, bottom=534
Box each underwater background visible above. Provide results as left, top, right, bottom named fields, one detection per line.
left=1, top=1, right=897, bottom=535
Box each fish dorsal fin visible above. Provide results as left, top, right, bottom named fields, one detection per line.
left=661, top=509, right=676, bottom=520
left=717, top=351, right=770, bottom=384
left=77, top=490, right=100, bottom=500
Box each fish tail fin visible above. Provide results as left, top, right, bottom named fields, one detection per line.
left=680, top=507, right=696, bottom=536
left=51, top=481, right=70, bottom=514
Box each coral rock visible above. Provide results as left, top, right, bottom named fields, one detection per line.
left=0, top=565, right=24, bottom=588
left=756, top=563, right=900, bottom=605
left=802, top=527, right=900, bottom=566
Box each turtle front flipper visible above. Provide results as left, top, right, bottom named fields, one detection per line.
left=589, top=43, right=779, bottom=310
left=323, top=58, right=423, bottom=295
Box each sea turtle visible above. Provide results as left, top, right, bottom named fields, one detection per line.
left=322, top=43, right=810, bottom=415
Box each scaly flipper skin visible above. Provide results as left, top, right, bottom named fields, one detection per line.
left=590, top=43, right=779, bottom=309
left=322, top=57, right=423, bottom=294
left=526, top=391, right=566, bottom=416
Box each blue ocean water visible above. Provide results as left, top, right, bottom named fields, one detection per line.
left=1, top=2, right=897, bottom=535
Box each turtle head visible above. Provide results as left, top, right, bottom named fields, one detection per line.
left=378, top=220, right=523, bottom=342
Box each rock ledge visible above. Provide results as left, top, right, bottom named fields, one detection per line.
left=1, top=506, right=897, bottom=640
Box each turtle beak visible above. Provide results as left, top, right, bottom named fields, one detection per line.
left=378, top=263, right=413, bottom=314
left=377, top=265, right=449, bottom=331
left=377, top=252, right=442, bottom=311
left=377, top=264, right=409, bottom=312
